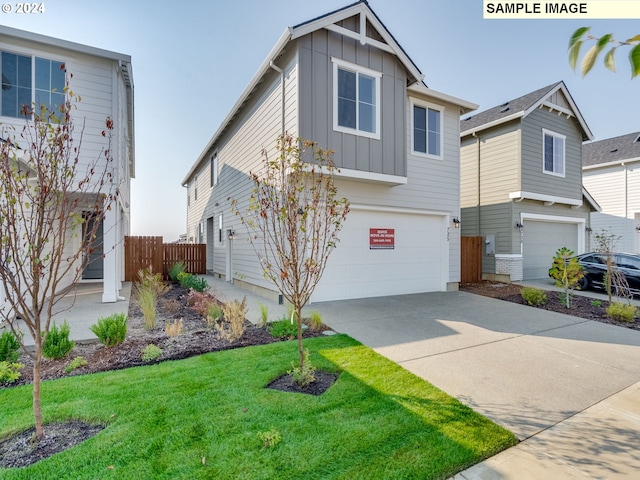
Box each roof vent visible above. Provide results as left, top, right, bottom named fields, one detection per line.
left=634, top=134, right=640, bottom=143
left=500, top=107, right=510, bottom=113
left=610, top=148, right=618, bottom=153
left=463, top=116, right=472, bottom=121
left=500, top=102, right=509, bottom=107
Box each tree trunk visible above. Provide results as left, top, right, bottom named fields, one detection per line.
left=296, top=304, right=304, bottom=369
left=33, top=341, right=44, bottom=440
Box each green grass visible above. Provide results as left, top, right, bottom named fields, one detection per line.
left=0, top=335, right=516, bottom=479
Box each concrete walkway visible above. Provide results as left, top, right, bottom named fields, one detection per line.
left=204, top=276, right=640, bottom=479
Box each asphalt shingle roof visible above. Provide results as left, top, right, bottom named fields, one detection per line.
left=460, top=82, right=562, bottom=134
left=582, top=132, right=640, bottom=167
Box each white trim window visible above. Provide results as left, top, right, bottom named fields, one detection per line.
left=210, top=153, right=218, bottom=187
left=218, top=213, right=224, bottom=244
left=411, top=99, right=443, bottom=159
left=542, top=129, right=565, bottom=177
left=1, top=51, right=65, bottom=118
left=332, top=57, right=381, bottom=139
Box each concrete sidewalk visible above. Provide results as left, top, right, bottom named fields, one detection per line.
left=7, top=282, right=132, bottom=347
left=204, top=276, right=640, bottom=479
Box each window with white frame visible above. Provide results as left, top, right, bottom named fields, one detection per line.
left=1, top=52, right=65, bottom=118
left=411, top=99, right=443, bottom=159
left=218, top=213, right=223, bottom=244
left=542, top=129, right=565, bottom=176
left=194, top=174, right=198, bottom=201
left=210, top=154, right=218, bottom=187
left=332, top=58, right=381, bottom=139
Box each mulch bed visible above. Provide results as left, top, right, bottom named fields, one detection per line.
left=0, top=284, right=337, bottom=469
left=460, top=281, right=640, bottom=330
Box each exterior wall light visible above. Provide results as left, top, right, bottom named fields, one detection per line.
left=452, top=217, right=461, bottom=228
left=515, top=222, right=524, bottom=230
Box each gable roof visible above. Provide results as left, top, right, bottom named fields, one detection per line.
left=183, top=1, right=430, bottom=185
left=582, top=132, right=640, bottom=168
left=460, top=81, right=593, bottom=141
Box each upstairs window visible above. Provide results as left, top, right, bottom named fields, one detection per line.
left=542, top=129, right=565, bottom=177
left=332, top=58, right=381, bottom=139
left=210, top=154, right=218, bottom=187
left=1, top=52, right=65, bottom=118
left=411, top=99, right=443, bottom=159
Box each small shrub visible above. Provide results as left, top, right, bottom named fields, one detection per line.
left=288, top=349, right=316, bottom=388
left=0, top=330, right=21, bottom=362
left=591, top=299, right=603, bottom=307
left=90, top=313, right=128, bottom=347
left=259, top=303, right=269, bottom=327
left=268, top=319, right=297, bottom=339
left=0, top=361, right=22, bottom=384
left=176, top=271, right=190, bottom=285
left=141, top=344, right=162, bottom=362
left=165, top=318, right=184, bottom=337
left=257, top=428, right=282, bottom=449
left=168, top=261, right=186, bottom=283
left=188, top=290, right=216, bottom=316
left=307, top=310, right=322, bottom=331
left=205, top=303, right=223, bottom=329
left=42, top=321, right=74, bottom=359
left=218, top=297, right=248, bottom=342
left=520, top=287, right=547, bottom=306
left=137, top=266, right=168, bottom=297
left=65, top=356, right=88, bottom=373
left=179, top=273, right=209, bottom=292
left=607, top=302, right=638, bottom=322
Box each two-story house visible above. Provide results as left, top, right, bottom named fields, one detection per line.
left=583, top=132, right=640, bottom=253
left=182, top=1, right=477, bottom=302
left=0, top=26, right=134, bottom=303
left=460, top=81, right=599, bottom=281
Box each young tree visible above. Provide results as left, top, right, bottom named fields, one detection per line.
left=569, top=27, right=640, bottom=78
left=231, top=134, right=349, bottom=381
left=0, top=74, right=117, bottom=440
left=548, top=247, right=584, bottom=309
left=592, top=229, right=632, bottom=303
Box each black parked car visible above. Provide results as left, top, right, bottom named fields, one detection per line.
left=571, top=252, right=640, bottom=295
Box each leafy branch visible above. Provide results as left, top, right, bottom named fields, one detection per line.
left=569, top=27, right=640, bottom=78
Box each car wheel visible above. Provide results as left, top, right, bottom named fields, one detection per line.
left=578, top=275, right=589, bottom=291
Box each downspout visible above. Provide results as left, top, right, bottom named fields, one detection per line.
left=269, top=61, right=285, bottom=136
left=472, top=132, right=481, bottom=236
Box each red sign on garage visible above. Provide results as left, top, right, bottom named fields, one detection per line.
left=369, top=228, right=395, bottom=249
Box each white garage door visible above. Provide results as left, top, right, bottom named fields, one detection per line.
left=523, top=221, right=579, bottom=279
left=311, top=209, right=448, bottom=302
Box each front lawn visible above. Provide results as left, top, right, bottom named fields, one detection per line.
left=0, top=335, right=516, bottom=479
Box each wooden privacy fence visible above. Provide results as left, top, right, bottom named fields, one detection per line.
left=124, top=236, right=206, bottom=281
left=461, top=236, right=483, bottom=283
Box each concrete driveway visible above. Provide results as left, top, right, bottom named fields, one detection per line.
left=310, top=291, right=640, bottom=440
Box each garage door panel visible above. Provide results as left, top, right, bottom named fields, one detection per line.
left=311, top=210, right=447, bottom=302
left=523, top=221, right=579, bottom=280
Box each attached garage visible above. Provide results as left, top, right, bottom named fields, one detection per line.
left=522, top=216, right=583, bottom=279
left=311, top=207, right=449, bottom=302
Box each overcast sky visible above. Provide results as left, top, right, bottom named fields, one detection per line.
left=1, top=0, right=637, bottom=241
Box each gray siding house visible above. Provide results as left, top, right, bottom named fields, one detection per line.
left=583, top=132, right=640, bottom=253
left=182, top=1, right=476, bottom=302
left=460, top=81, right=599, bottom=281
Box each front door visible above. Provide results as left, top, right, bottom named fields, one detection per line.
left=83, top=216, right=104, bottom=279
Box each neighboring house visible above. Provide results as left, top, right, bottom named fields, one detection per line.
left=582, top=132, right=640, bottom=254
left=460, top=81, right=599, bottom=281
left=0, top=26, right=134, bottom=303
left=182, top=1, right=477, bottom=303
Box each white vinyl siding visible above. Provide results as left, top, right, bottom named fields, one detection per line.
left=211, top=154, right=218, bottom=187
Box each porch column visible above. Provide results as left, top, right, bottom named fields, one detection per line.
left=102, top=207, right=118, bottom=303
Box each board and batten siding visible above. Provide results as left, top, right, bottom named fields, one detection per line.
left=186, top=52, right=298, bottom=289
left=297, top=27, right=407, bottom=177
left=520, top=107, right=583, bottom=200
left=583, top=162, right=640, bottom=252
